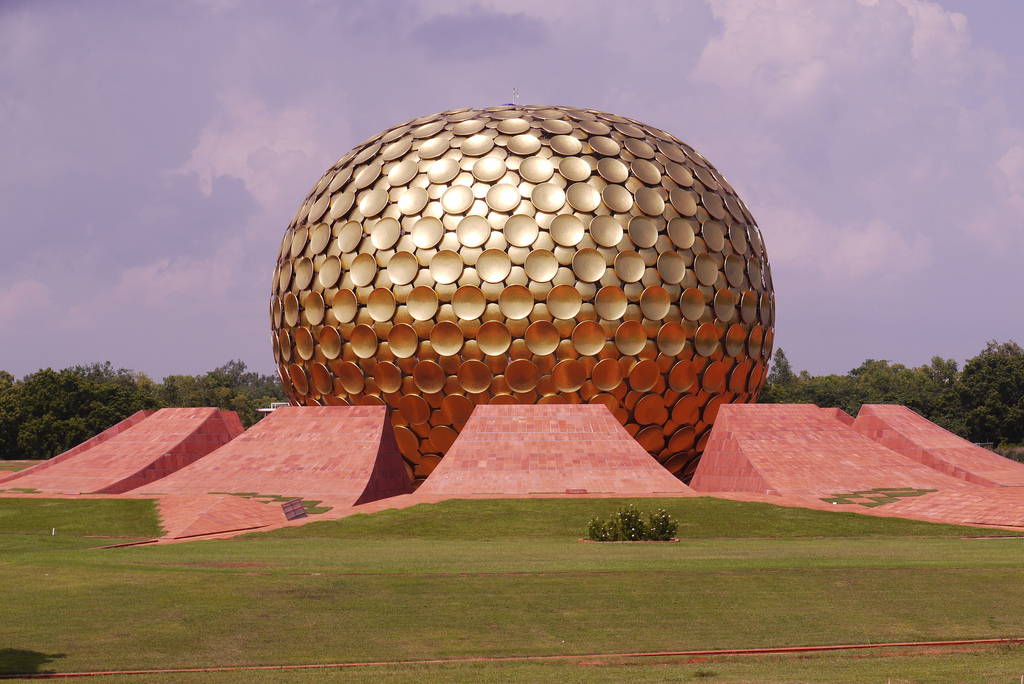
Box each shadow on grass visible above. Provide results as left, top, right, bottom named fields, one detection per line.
left=0, top=648, right=66, bottom=675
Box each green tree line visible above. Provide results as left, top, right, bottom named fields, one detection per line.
left=761, top=340, right=1024, bottom=449
left=0, top=361, right=286, bottom=460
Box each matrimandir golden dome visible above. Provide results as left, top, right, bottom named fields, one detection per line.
left=270, top=104, right=775, bottom=484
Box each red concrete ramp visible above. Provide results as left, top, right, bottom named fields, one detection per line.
left=821, top=407, right=854, bottom=426
left=0, top=410, right=154, bottom=485
left=1, top=408, right=242, bottom=494
left=690, top=404, right=966, bottom=496
left=131, top=406, right=412, bottom=507
left=853, top=404, right=1024, bottom=487
left=416, top=405, right=693, bottom=496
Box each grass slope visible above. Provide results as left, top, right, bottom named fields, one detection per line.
left=0, top=498, right=163, bottom=540
left=1, top=496, right=1023, bottom=682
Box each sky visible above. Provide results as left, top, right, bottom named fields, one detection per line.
left=1, top=0, right=1022, bottom=380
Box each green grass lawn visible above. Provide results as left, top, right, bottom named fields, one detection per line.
left=1, top=496, right=1023, bottom=682
left=0, top=460, right=42, bottom=472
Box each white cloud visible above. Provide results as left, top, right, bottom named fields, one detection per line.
left=176, top=91, right=337, bottom=215
left=760, top=206, right=929, bottom=280
left=0, top=279, right=51, bottom=325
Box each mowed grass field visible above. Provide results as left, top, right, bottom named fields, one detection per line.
left=1, top=496, right=1024, bottom=682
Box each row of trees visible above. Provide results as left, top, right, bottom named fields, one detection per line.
left=760, top=340, right=1024, bottom=448
left=0, top=361, right=285, bottom=460
left=1, top=340, right=1020, bottom=461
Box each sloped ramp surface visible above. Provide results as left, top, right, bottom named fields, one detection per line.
left=131, top=406, right=412, bottom=506
left=690, top=404, right=966, bottom=496
left=417, top=404, right=693, bottom=496
left=2, top=408, right=242, bottom=494
left=821, top=407, right=854, bottom=426
left=153, top=494, right=286, bottom=539
left=854, top=404, right=1024, bottom=487
left=0, top=410, right=154, bottom=485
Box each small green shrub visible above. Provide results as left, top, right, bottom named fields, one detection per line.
left=586, top=505, right=678, bottom=541
left=647, top=508, right=677, bottom=540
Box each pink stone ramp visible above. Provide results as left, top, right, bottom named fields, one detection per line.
left=854, top=404, right=1024, bottom=487
left=131, top=406, right=413, bottom=507
left=0, top=410, right=154, bottom=485
left=416, top=404, right=693, bottom=496
left=1, top=408, right=242, bottom=494
left=690, top=404, right=966, bottom=496
left=821, top=407, right=854, bottom=426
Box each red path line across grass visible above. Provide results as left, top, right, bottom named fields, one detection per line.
left=5, top=638, right=1023, bottom=679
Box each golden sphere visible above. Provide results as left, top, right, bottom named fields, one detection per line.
left=271, top=105, right=774, bottom=483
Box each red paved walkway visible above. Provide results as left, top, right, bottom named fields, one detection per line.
left=1, top=408, right=241, bottom=494
left=853, top=404, right=1024, bottom=487
left=417, top=405, right=693, bottom=496
left=131, top=406, right=412, bottom=507
left=690, top=404, right=966, bottom=496
left=0, top=410, right=153, bottom=485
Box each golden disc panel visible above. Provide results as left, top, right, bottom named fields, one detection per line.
left=524, top=320, right=559, bottom=355
left=430, top=250, right=464, bottom=284
left=458, top=359, right=492, bottom=393
left=387, top=251, right=419, bottom=285
left=504, top=214, right=539, bottom=247
left=477, top=249, right=512, bottom=283
left=350, top=324, right=378, bottom=358
left=318, top=256, right=342, bottom=289
left=532, top=183, right=566, bottom=213
left=552, top=359, right=586, bottom=392
left=302, top=292, right=325, bottom=325
left=367, top=288, right=396, bottom=322
left=430, top=321, right=464, bottom=356
left=486, top=184, right=521, bottom=212
left=629, top=359, right=660, bottom=392
left=505, top=358, right=540, bottom=392
left=498, top=285, right=534, bottom=319
left=550, top=214, right=585, bottom=247
left=477, top=320, right=511, bottom=355
left=318, top=326, right=342, bottom=359
left=373, top=361, right=403, bottom=394
left=657, top=321, right=688, bottom=356
left=473, top=156, right=507, bottom=182
left=331, top=289, right=358, bottom=323
left=274, top=104, right=774, bottom=483
left=590, top=215, right=623, bottom=247
left=334, top=360, right=365, bottom=395
left=524, top=249, right=558, bottom=282
left=407, top=286, right=439, bottom=321
left=452, top=285, right=486, bottom=319
left=350, top=253, right=377, bottom=287
left=519, top=156, right=554, bottom=183
left=456, top=215, right=491, bottom=248
left=294, top=327, right=315, bottom=360
left=614, top=251, right=646, bottom=283
left=399, top=394, right=430, bottom=424
left=592, top=358, right=623, bottom=391
left=694, top=322, right=720, bottom=357
left=640, top=286, right=671, bottom=321
left=615, top=320, right=647, bottom=355
left=595, top=286, right=628, bottom=320
left=388, top=323, right=419, bottom=358
left=413, top=360, right=446, bottom=393
left=571, top=321, right=606, bottom=356
left=546, top=285, right=582, bottom=319
left=572, top=248, right=606, bottom=282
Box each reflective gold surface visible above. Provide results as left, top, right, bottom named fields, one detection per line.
left=272, top=105, right=774, bottom=483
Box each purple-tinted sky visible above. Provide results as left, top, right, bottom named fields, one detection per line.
left=2, top=0, right=1022, bottom=379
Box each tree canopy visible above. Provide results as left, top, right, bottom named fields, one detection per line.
left=0, top=361, right=285, bottom=460
left=760, top=340, right=1023, bottom=446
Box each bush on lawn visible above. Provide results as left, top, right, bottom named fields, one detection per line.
left=586, top=505, right=678, bottom=541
